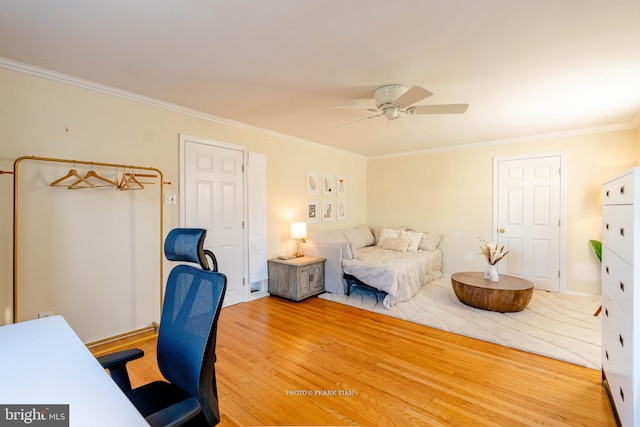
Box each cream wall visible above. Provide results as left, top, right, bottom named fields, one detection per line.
left=367, top=129, right=638, bottom=295
left=1, top=65, right=636, bottom=327
left=0, top=67, right=367, bottom=326
left=638, top=127, right=640, bottom=163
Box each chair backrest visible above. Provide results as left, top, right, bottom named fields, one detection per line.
left=164, top=228, right=211, bottom=270
left=158, top=228, right=227, bottom=425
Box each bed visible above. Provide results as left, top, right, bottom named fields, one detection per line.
left=343, top=245, right=442, bottom=308
left=301, top=225, right=443, bottom=308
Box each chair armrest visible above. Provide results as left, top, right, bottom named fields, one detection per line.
left=98, top=348, right=144, bottom=369
left=97, top=348, right=144, bottom=392
left=145, top=397, right=201, bottom=427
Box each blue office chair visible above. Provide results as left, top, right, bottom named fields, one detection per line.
left=98, top=228, right=227, bottom=426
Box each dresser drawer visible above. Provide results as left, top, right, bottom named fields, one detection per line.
left=603, top=205, right=634, bottom=264
left=603, top=171, right=634, bottom=205
left=601, top=291, right=632, bottom=401
left=606, top=369, right=634, bottom=427
left=602, top=247, right=634, bottom=324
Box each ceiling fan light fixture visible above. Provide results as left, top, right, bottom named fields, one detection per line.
left=374, top=84, right=408, bottom=109
left=383, top=107, right=400, bottom=120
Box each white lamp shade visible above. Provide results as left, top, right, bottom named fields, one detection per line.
left=290, top=222, right=307, bottom=239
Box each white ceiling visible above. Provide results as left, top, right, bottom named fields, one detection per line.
left=1, top=0, right=639, bottom=158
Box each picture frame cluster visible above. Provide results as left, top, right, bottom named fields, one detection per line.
left=305, top=171, right=346, bottom=223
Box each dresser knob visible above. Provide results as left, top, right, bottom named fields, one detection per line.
left=620, top=227, right=625, bottom=237
left=605, top=350, right=609, bottom=360
left=606, top=190, right=610, bottom=197
left=620, top=281, right=625, bottom=292
left=605, top=307, right=609, bottom=317
left=606, top=223, right=610, bottom=230
left=620, top=185, right=625, bottom=195
left=606, top=266, right=610, bottom=275
left=620, top=387, right=625, bottom=402
left=619, top=334, right=624, bottom=347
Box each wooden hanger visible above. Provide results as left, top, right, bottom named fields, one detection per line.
left=133, top=173, right=158, bottom=185
left=69, top=169, right=118, bottom=189
left=50, top=168, right=95, bottom=188
left=118, top=172, right=144, bottom=190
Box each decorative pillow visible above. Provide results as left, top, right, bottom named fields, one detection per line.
left=418, top=232, right=444, bottom=251
left=341, top=225, right=375, bottom=250
left=381, top=237, right=410, bottom=252
left=376, top=228, right=401, bottom=246
left=400, top=230, right=424, bottom=252
left=306, top=230, right=348, bottom=244
left=372, top=225, right=407, bottom=245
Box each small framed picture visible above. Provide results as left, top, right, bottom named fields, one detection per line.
left=306, top=200, right=319, bottom=223
left=322, top=200, right=334, bottom=222
left=322, top=174, right=334, bottom=196
left=337, top=175, right=346, bottom=196
left=306, top=172, right=319, bottom=195
left=337, top=200, right=346, bottom=221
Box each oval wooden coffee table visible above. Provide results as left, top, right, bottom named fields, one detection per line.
left=451, top=272, right=534, bottom=313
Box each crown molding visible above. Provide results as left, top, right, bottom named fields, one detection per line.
left=2, top=57, right=636, bottom=162
left=0, top=57, right=367, bottom=160
left=369, top=123, right=639, bottom=161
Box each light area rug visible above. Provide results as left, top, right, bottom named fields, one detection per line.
left=318, top=276, right=602, bottom=369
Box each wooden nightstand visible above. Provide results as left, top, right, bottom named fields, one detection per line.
left=267, top=256, right=325, bottom=301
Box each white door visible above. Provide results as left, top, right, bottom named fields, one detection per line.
left=181, top=136, right=246, bottom=307
left=495, top=154, right=562, bottom=292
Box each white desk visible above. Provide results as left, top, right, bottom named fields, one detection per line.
left=0, top=315, right=149, bottom=426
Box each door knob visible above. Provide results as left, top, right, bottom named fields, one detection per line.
left=499, top=228, right=505, bottom=234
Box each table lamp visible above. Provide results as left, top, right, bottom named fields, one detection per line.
left=290, top=221, right=307, bottom=257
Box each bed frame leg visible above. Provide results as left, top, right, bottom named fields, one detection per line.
left=344, top=280, right=351, bottom=296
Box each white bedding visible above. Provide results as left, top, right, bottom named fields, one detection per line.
left=342, top=246, right=442, bottom=308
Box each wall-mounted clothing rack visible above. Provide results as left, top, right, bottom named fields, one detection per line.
left=10, top=156, right=166, bottom=335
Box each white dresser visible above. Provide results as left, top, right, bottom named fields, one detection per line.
left=602, top=167, right=640, bottom=427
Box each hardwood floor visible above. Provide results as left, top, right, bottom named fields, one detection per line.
left=91, top=295, right=615, bottom=426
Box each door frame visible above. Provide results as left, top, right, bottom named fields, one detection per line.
left=492, top=152, right=566, bottom=293
left=178, top=133, right=250, bottom=305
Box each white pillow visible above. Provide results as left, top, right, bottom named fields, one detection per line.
left=372, top=225, right=407, bottom=245
left=400, top=230, right=424, bottom=252
left=376, top=228, right=401, bottom=246
left=418, top=232, right=444, bottom=251
left=342, top=225, right=375, bottom=250
left=306, top=230, right=348, bottom=244
left=381, top=237, right=409, bottom=252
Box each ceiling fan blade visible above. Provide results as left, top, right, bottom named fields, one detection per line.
left=393, top=86, right=433, bottom=107
left=407, top=104, right=469, bottom=115
left=336, top=113, right=383, bottom=129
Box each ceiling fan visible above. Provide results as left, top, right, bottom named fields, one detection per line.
left=336, top=84, right=468, bottom=128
